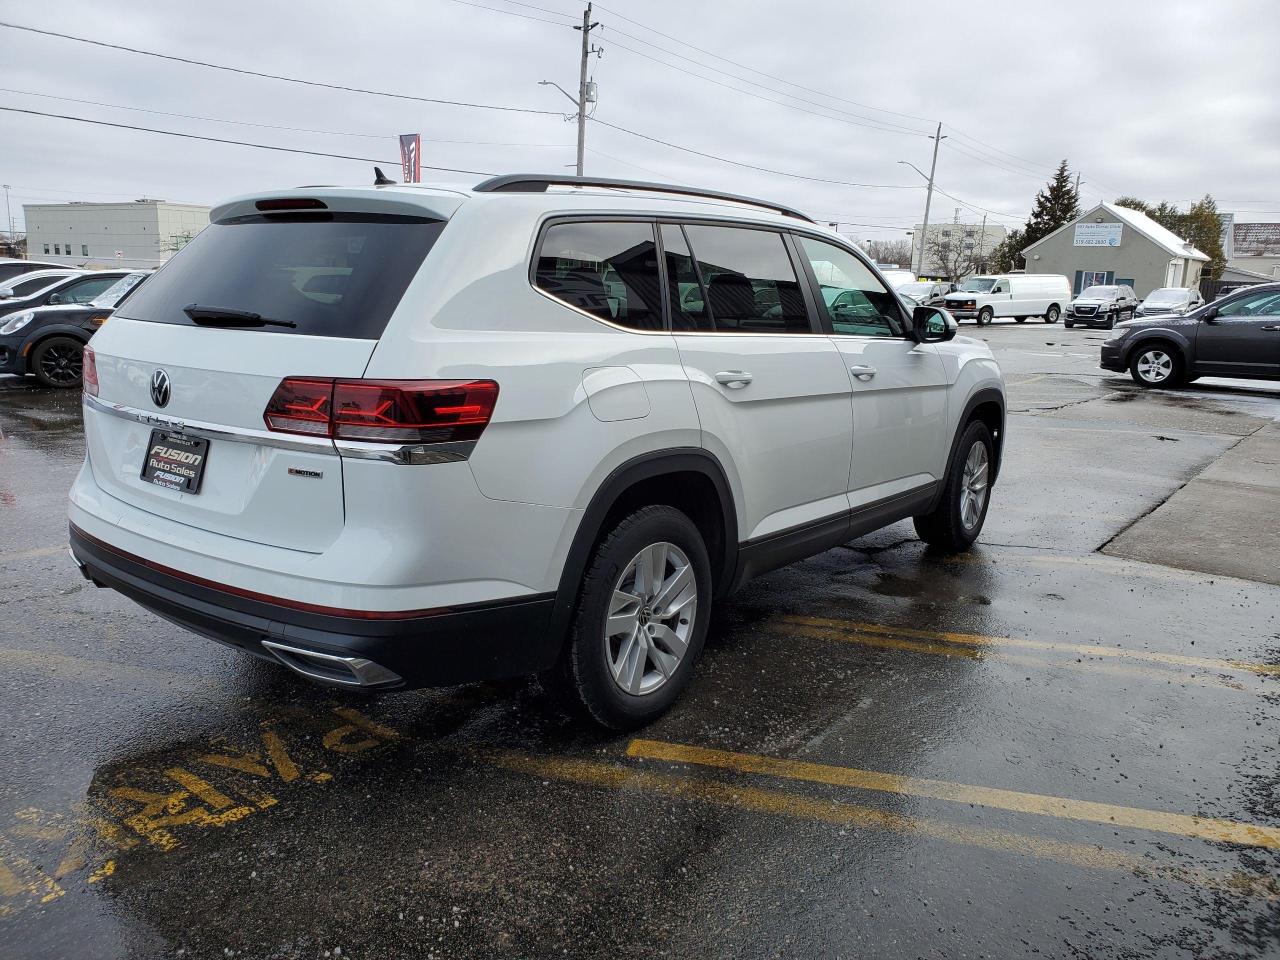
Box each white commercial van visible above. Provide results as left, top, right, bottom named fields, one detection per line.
left=943, top=274, right=1071, bottom=325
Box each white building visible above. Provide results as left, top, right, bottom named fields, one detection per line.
left=909, top=221, right=1008, bottom=278
left=24, top=199, right=209, bottom=269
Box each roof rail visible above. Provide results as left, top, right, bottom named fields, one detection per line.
left=472, top=174, right=814, bottom=223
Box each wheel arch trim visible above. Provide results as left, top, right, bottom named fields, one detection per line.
left=929, top=387, right=1005, bottom=513
left=548, top=448, right=739, bottom=645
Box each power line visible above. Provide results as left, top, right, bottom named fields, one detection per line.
left=1, top=87, right=574, bottom=147
left=601, top=36, right=930, bottom=138
left=1, top=106, right=497, bottom=176
left=591, top=1, right=936, bottom=127
left=438, top=0, right=577, bottom=27
left=589, top=116, right=920, bottom=189
left=0, top=20, right=563, bottom=116
left=459, top=0, right=932, bottom=136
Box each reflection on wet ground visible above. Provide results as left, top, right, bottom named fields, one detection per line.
left=1, top=329, right=1279, bottom=959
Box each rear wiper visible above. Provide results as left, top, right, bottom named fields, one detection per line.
left=183, top=303, right=297, bottom=329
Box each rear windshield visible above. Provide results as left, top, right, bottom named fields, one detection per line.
left=118, top=213, right=445, bottom=338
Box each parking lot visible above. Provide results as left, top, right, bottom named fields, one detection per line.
left=1, top=321, right=1278, bottom=959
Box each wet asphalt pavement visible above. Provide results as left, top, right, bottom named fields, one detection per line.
left=1, top=322, right=1279, bottom=960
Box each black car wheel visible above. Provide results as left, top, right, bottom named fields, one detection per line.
left=977, top=307, right=994, bottom=326
left=1104, top=314, right=1115, bottom=330
left=31, top=336, right=85, bottom=388
left=1045, top=304, right=1061, bottom=323
left=1014, top=317, right=1026, bottom=323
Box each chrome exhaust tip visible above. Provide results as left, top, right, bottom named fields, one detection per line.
left=261, top=640, right=402, bottom=688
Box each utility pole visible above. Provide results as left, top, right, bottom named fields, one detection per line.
left=916, top=122, right=945, bottom=277
left=977, top=213, right=987, bottom=273
left=2, top=184, right=12, bottom=250
left=573, top=4, right=598, bottom=177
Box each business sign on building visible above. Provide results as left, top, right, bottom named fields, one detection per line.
left=1074, top=222, right=1123, bottom=247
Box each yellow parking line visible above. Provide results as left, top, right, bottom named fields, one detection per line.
left=627, top=739, right=1280, bottom=851
left=490, top=752, right=1278, bottom=900
left=779, top=624, right=1252, bottom=693
left=779, top=615, right=1280, bottom=678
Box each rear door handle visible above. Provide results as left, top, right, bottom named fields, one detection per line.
left=714, top=370, right=753, bottom=389
left=848, top=364, right=877, bottom=381
left=1261, top=325, right=1280, bottom=332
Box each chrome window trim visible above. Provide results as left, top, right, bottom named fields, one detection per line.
left=83, top=394, right=476, bottom=464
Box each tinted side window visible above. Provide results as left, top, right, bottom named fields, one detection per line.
left=535, top=221, right=662, bottom=331
left=1218, top=290, right=1280, bottom=317
left=660, top=224, right=710, bottom=331
left=61, top=276, right=119, bottom=304
left=797, top=236, right=904, bottom=338
left=682, top=225, right=811, bottom=334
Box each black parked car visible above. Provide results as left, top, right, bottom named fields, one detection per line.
left=1100, top=282, right=1280, bottom=388
left=1065, top=284, right=1141, bottom=329
left=0, top=258, right=65, bottom=284
left=0, top=270, right=130, bottom=322
left=0, top=270, right=148, bottom=387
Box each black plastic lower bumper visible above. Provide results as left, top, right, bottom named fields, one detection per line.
left=69, top=524, right=560, bottom=688
left=0, top=338, right=26, bottom=375
left=1099, top=344, right=1126, bottom=372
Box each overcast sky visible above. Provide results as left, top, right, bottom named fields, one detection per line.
left=2, top=0, right=1277, bottom=243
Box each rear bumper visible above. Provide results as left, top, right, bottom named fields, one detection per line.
left=69, top=524, right=560, bottom=688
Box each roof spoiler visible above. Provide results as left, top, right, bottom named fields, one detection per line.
left=473, top=174, right=814, bottom=223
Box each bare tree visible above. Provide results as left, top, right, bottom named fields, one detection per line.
left=866, top=239, right=912, bottom=268
left=0, top=231, right=26, bottom=259
left=923, top=229, right=983, bottom=282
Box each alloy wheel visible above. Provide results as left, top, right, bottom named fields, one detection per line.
left=38, top=343, right=83, bottom=386
left=605, top=541, right=698, bottom=696
left=1136, top=349, right=1173, bottom=384
left=959, top=441, right=990, bottom=531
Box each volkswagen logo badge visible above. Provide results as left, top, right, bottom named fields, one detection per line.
left=150, top=369, right=171, bottom=408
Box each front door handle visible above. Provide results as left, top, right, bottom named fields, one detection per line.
left=1261, top=325, right=1280, bottom=332
left=848, top=364, right=877, bottom=381
left=714, top=370, right=753, bottom=389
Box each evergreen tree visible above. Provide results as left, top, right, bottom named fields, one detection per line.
left=1113, top=196, right=1150, bottom=215
left=1021, top=160, right=1080, bottom=249
left=988, top=228, right=1025, bottom=273
left=1182, top=194, right=1227, bottom=281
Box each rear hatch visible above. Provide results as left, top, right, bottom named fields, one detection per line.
left=83, top=194, right=451, bottom=553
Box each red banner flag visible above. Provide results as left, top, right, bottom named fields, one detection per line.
left=399, top=134, right=421, bottom=183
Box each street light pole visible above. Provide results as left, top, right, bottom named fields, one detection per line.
left=899, top=125, right=946, bottom=277
left=916, top=123, right=945, bottom=277
left=2, top=184, right=12, bottom=250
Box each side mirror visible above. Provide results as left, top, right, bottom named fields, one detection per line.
left=1201, top=307, right=1218, bottom=322
left=913, top=305, right=957, bottom=343
left=0, top=288, right=13, bottom=299
left=47, top=293, right=62, bottom=304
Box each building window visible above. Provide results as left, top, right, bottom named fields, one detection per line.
left=54, top=244, right=60, bottom=255
left=43, top=244, right=50, bottom=254
left=81, top=244, right=89, bottom=256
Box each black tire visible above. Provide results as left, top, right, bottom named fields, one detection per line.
left=977, top=307, right=994, bottom=326
left=30, top=336, right=85, bottom=389
left=543, top=505, right=712, bottom=730
left=913, top=421, right=994, bottom=553
left=1045, top=304, right=1061, bottom=323
left=1104, top=314, right=1115, bottom=330
left=1014, top=317, right=1026, bottom=323
left=1128, top=342, right=1184, bottom=389
left=1064, top=320, right=1074, bottom=329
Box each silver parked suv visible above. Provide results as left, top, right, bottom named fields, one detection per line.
left=70, top=174, right=1006, bottom=728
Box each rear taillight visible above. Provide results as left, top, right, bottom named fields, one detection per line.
left=264, top=378, right=499, bottom=444
left=83, top=345, right=99, bottom=396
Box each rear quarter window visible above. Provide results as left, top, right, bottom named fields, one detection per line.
left=117, top=213, right=445, bottom=339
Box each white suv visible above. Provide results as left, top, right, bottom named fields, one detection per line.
left=68, top=174, right=1006, bottom=729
